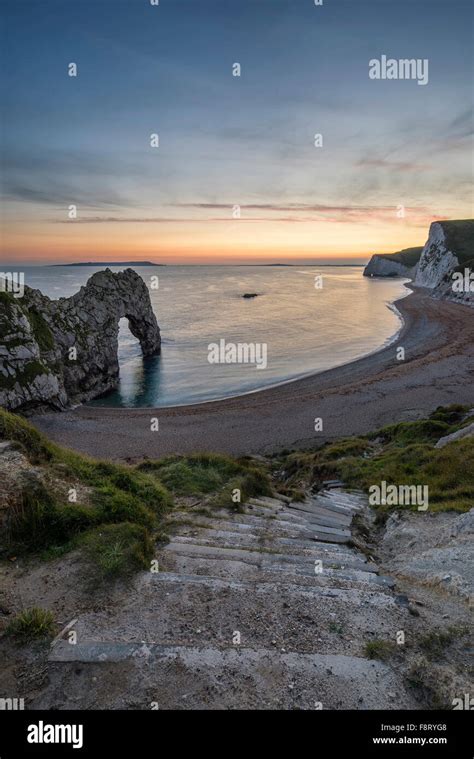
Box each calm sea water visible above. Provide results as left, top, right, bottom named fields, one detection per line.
left=21, top=265, right=409, bottom=407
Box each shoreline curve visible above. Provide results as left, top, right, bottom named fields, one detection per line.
left=31, top=288, right=474, bottom=461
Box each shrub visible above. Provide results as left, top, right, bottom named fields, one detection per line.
left=6, top=607, right=55, bottom=642
left=364, top=639, right=396, bottom=661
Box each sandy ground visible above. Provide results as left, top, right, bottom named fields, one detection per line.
left=31, top=288, right=474, bottom=462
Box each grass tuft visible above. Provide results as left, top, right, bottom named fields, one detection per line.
left=139, top=452, right=272, bottom=509
left=6, top=607, right=55, bottom=642
left=364, top=639, right=396, bottom=661
left=80, top=523, right=154, bottom=579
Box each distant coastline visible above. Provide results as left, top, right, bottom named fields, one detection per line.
left=47, top=262, right=366, bottom=268
left=50, top=261, right=165, bottom=267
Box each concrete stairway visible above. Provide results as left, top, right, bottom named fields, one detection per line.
left=48, top=489, right=418, bottom=709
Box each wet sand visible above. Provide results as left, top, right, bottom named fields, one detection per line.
left=31, top=289, right=474, bottom=462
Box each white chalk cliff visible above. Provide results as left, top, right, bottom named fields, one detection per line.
left=364, top=256, right=415, bottom=278
left=414, top=221, right=474, bottom=306
left=415, top=222, right=460, bottom=288
left=364, top=219, right=473, bottom=307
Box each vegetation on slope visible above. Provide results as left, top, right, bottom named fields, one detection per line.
left=275, top=405, right=474, bottom=513
left=138, top=453, right=272, bottom=508
left=0, top=409, right=272, bottom=574
left=440, top=219, right=474, bottom=267
left=0, top=408, right=171, bottom=574
left=1, top=403, right=471, bottom=581
left=382, top=246, right=423, bottom=268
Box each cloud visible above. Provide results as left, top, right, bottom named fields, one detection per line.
left=447, top=108, right=473, bottom=139
left=51, top=203, right=445, bottom=227
left=3, top=182, right=130, bottom=209
left=1, top=149, right=144, bottom=208
left=355, top=158, right=430, bottom=172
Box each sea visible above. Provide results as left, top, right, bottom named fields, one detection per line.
left=20, top=265, right=409, bottom=408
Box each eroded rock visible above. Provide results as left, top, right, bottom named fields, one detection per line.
left=435, top=422, right=474, bottom=448
left=0, top=269, right=160, bottom=412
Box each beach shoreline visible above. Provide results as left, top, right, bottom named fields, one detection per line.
left=31, top=288, right=474, bottom=461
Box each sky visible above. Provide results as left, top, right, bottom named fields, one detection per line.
left=1, top=0, right=473, bottom=265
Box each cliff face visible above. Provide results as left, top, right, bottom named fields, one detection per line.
left=364, top=256, right=414, bottom=278
left=415, top=223, right=459, bottom=288
left=364, top=220, right=473, bottom=307
left=0, top=269, right=160, bottom=412
left=414, top=220, right=474, bottom=306
left=363, top=247, right=423, bottom=279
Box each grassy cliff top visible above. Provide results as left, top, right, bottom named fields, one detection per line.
left=437, top=219, right=474, bottom=265
left=0, top=409, right=271, bottom=573
left=379, top=246, right=424, bottom=267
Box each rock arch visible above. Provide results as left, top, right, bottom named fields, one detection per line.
left=0, top=269, right=161, bottom=411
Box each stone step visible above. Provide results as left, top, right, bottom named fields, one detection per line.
left=286, top=502, right=353, bottom=527
left=145, top=571, right=396, bottom=608
left=48, top=642, right=414, bottom=710
left=320, top=488, right=365, bottom=501
left=165, top=541, right=360, bottom=569
left=318, top=492, right=365, bottom=510
left=44, top=570, right=400, bottom=672
left=285, top=505, right=352, bottom=529
left=306, top=497, right=356, bottom=517
left=274, top=492, right=293, bottom=503
left=161, top=549, right=392, bottom=592
left=170, top=512, right=353, bottom=547
left=248, top=496, right=287, bottom=509
left=256, top=510, right=351, bottom=541
left=305, top=528, right=351, bottom=544
left=168, top=535, right=378, bottom=573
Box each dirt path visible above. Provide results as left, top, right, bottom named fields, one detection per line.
left=35, top=489, right=422, bottom=709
